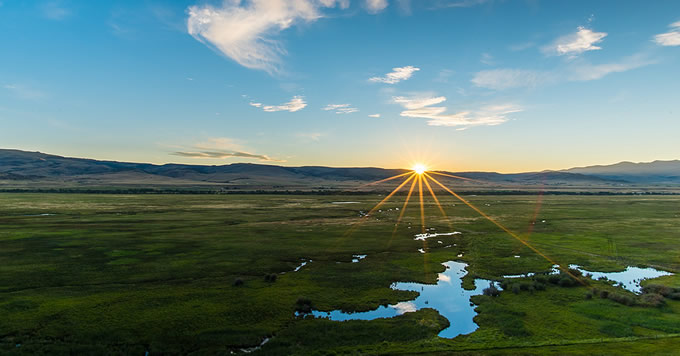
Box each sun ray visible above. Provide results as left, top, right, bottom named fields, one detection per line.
left=418, top=174, right=425, bottom=234
left=428, top=171, right=480, bottom=183
left=343, top=173, right=416, bottom=238
left=422, top=174, right=453, bottom=231
left=387, top=174, right=419, bottom=247
left=424, top=173, right=584, bottom=284
left=353, top=171, right=413, bottom=190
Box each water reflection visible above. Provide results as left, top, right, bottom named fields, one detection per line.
left=570, top=264, right=673, bottom=294
left=310, top=261, right=495, bottom=338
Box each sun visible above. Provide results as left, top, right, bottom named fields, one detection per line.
left=413, top=163, right=427, bottom=175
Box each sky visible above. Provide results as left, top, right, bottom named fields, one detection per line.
left=1, top=0, right=679, bottom=173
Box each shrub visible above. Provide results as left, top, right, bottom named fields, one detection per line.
left=642, top=284, right=675, bottom=297
left=599, top=290, right=609, bottom=299
left=534, top=275, right=548, bottom=284
left=558, top=276, right=576, bottom=287
left=264, top=274, right=278, bottom=282
left=499, top=280, right=509, bottom=290
left=533, top=282, right=546, bottom=291
left=608, top=293, right=635, bottom=306
left=668, top=292, right=680, bottom=300
left=548, top=274, right=561, bottom=284
left=512, top=284, right=521, bottom=294
left=585, top=292, right=593, bottom=300
left=483, top=284, right=501, bottom=297
left=295, top=297, right=313, bottom=314
left=567, top=268, right=582, bottom=277
left=519, top=282, right=532, bottom=291
left=233, top=278, right=244, bottom=287
left=641, top=293, right=666, bottom=307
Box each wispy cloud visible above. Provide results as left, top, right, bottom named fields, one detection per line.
left=368, top=113, right=381, bottom=118
left=393, top=94, right=521, bottom=128
left=297, top=132, right=324, bottom=141
left=568, top=54, right=655, bottom=81
left=428, top=0, right=490, bottom=9
left=364, top=0, right=389, bottom=13
left=369, top=66, right=420, bottom=84
left=40, top=1, right=71, bottom=20
left=543, top=27, right=607, bottom=57
left=172, top=137, right=283, bottom=162
left=323, top=103, right=358, bottom=114
left=186, top=0, right=349, bottom=74
left=480, top=53, right=495, bottom=65
left=3, top=83, right=46, bottom=100
left=472, top=54, right=654, bottom=90
left=249, top=96, right=307, bottom=112
left=653, top=21, right=680, bottom=47
left=471, top=69, right=554, bottom=90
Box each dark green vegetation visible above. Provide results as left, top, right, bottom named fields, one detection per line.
left=1, top=193, right=680, bottom=355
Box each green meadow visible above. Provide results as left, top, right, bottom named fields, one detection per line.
left=1, top=193, right=679, bottom=355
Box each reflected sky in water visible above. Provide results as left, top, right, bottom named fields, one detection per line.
left=570, top=264, right=673, bottom=294
left=311, top=261, right=494, bottom=338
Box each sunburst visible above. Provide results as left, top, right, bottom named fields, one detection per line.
left=344, top=163, right=584, bottom=284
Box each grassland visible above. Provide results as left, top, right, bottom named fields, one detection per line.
left=1, top=193, right=679, bottom=355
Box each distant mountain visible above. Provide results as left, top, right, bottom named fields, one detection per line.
left=0, top=149, right=676, bottom=191
left=563, top=160, right=680, bottom=183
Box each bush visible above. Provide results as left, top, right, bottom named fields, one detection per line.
left=608, top=293, right=635, bottom=306
left=483, top=284, right=501, bottom=297
left=499, top=280, right=509, bottom=290
left=512, top=284, right=521, bottom=294
left=668, top=292, right=680, bottom=300
left=534, top=275, right=548, bottom=284
left=264, top=274, right=278, bottom=282
left=548, top=274, right=561, bottom=284
left=641, top=293, right=666, bottom=307
left=533, top=282, right=546, bottom=291
left=519, top=282, right=532, bottom=291
left=642, top=284, right=676, bottom=297
left=585, top=292, right=593, bottom=300
left=295, top=297, right=313, bottom=314
left=599, top=290, right=609, bottom=299
left=567, top=268, right=582, bottom=277
left=233, top=278, right=244, bottom=287
left=558, top=276, right=576, bottom=287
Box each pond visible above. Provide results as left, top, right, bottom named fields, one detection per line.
left=570, top=264, right=673, bottom=294
left=309, top=261, right=496, bottom=338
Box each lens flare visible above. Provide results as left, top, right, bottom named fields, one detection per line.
left=413, top=164, right=427, bottom=175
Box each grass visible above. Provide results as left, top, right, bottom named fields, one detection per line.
left=0, top=193, right=679, bottom=354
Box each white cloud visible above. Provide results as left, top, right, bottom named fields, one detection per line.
left=323, top=103, right=358, bottom=114
left=368, top=114, right=381, bottom=118
left=653, top=21, right=680, bottom=47
left=544, top=27, right=607, bottom=57
left=369, top=66, right=420, bottom=84
left=480, top=52, right=494, bottom=65
left=251, top=96, right=307, bottom=112
left=393, top=95, right=446, bottom=109
left=187, top=0, right=349, bottom=73
left=393, top=94, right=521, bottom=128
left=471, top=69, right=554, bottom=90
left=364, top=0, right=388, bottom=13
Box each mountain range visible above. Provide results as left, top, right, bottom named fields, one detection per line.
left=1, top=149, right=678, bottom=192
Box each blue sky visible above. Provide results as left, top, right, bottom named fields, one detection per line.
left=1, top=0, right=679, bottom=172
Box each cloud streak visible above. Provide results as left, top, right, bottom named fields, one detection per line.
left=249, top=96, right=307, bottom=112
left=654, top=21, right=680, bottom=47
left=369, top=66, right=420, bottom=84
left=172, top=137, right=283, bottom=162
left=323, top=103, right=358, bottom=114
left=393, top=94, right=521, bottom=128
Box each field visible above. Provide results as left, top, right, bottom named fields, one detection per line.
left=1, top=193, right=680, bottom=355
